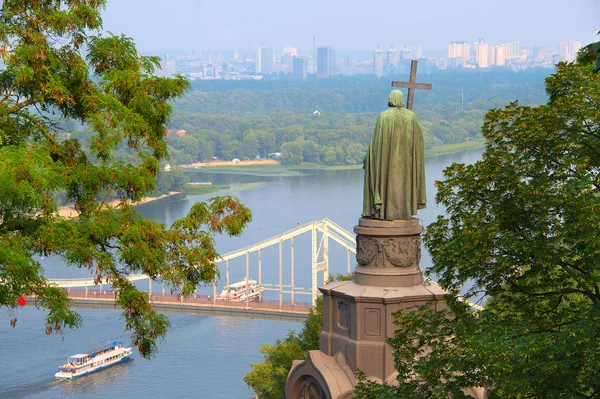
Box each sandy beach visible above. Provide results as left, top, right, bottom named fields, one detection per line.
left=185, top=159, right=280, bottom=168
left=57, top=191, right=183, bottom=219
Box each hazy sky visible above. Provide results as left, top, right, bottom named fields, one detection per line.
left=102, top=0, right=598, bottom=54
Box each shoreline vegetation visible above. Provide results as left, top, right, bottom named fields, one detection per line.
left=181, top=138, right=486, bottom=174
left=57, top=191, right=184, bottom=219
left=425, top=137, right=486, bottom=157
left=57, top=140, right=486, bottom=216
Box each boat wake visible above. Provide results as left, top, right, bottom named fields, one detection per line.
left=3, top=378, right=63, bottom=399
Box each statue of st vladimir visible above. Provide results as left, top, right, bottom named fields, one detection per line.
left=362, top=90, right=426, bottom=221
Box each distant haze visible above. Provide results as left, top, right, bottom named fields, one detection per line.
left=102, top=0, right=598, bottom=54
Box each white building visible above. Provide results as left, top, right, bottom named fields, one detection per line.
left=256, top=46, right=274, bottom=73
left=373, top=47, right=384, bottom=77
left=448, top=41, right=470, bottom=59
left=474, top=39, right=489, bottom=68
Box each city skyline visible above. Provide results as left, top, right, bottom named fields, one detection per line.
left=102, top=0, right=598, bottom=53
left=155, top=38, right=584, bottom=82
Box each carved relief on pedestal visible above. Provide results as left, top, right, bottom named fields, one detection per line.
left=355, top=235, right=421, bottom=269
left=355, top=236, right=378, bottom=266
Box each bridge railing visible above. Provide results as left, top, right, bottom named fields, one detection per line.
left=49, top=218, right=359, bottom=309
left=63, top=288, right=312, bottom=312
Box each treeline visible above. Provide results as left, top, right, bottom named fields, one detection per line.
left=167, top=107, right=484, bottom=165
left=69, top=69, right=551, bottom=167
left=166, top=68, right=550, bottom=165
left=182, top=68, right=550, bottom=115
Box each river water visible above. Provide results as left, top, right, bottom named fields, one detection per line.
left=0, top=148, right=483, bottom=398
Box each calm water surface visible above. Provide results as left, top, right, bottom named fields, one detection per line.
left=0, top=148, right=483, bottom=398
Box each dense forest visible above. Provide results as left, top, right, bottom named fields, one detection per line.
left=166, top=69, right=550, bottom=165
left=69, top=68, right=551, bottom=167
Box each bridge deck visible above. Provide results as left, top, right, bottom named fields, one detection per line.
left=61, top=289, right=310, bottom=322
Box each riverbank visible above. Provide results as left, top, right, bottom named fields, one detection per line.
left=181, top=139, right=487, bottom=175
left=184, top=158, right=280, bottom=169
left=57, top=191, right=183, bottom=219
left=305, top=139, right=487, bottom=170
left=179, top=139, right=486, bottom=175
left=425, top=138, right=486, bottom=157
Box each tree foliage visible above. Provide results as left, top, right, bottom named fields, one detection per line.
left=68, top=69, right=550, bottom=166
left=355, top=61, right=600, bottom=397
left=0, top=1, right=251, bottom=358
left=578, top=33, right=600, bottom=72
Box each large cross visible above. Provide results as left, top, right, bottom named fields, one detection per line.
left=391, top=60, right=432, bottom=110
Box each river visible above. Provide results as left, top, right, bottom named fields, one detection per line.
left=0, top=148, right=483, bottom=398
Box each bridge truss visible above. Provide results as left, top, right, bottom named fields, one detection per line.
left=48, top=218, right=357, bottom=309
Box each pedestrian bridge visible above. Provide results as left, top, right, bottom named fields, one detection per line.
left=48, top=219, right=357, bottom=321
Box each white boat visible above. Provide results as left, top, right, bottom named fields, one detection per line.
left=55, top=341, right=133, bottom=379
left=216, top=279, right=264, bottom=302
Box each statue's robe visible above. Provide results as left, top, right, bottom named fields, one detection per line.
left=362, top=107, right=426, bottom=220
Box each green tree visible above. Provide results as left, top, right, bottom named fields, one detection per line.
left=355, top=61, right=600, bottom=397
left=280, top=125, right=304, bottom=145
left=345, top=142, right=365, bottom=165
left=244, top=332, right=306, bottom=399
left=242, top=132, right=260, bottom=159
left=0, top=1, right=251, bottom=358
left=196, top=136, right=215, bottom=163
left=301, top=140, right=321, bottom=163
left=156, top=167, right=186, bottom=194
left=322, top=146, right=339, bottom=166
left=217, top=133, right=233, bottom=159
left=280, top=141, right=303, bottom=164
left=578, top=32, right=600, bottom=72
left=255, top=130, right=277, bottom=158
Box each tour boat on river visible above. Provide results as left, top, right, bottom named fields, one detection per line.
left=216, top=279, right=264, bottom=302
left=55, top=341, right=133, bottom=379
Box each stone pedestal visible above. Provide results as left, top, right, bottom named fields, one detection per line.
left=286, top=217, right=448, bottom=399
left=354, top=217, right=424, bottom=287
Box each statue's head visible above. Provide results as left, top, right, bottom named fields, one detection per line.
left=388, top=90, right=405, bottom=108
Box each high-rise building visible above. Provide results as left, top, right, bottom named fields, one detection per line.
left=395, top=45, right=422, bottom=60
left=317, top=46, right=334, bottom=79
left=560, top=40, right=581, bottom=61
left=292, top=56, right=307, bottom=80
left=387, top=47, right=400, bottom=66
left=256, top=46, right=274, bottom=73
left=448, top=41, right=470, bottom=59
left=407, top=45, right=422, bottom=59
left=373, top=47, right=384, bottom=77
left=499, top=42, right=520, bottom=59
left=474, top=39, right=489, bottom=68
left=281, top=45, right=297, bottom=74
left=488, top=46, right=496, bottom=66
left=494, top=45, right=506, bottom=66
left=397, top=45, right=410, bottom=59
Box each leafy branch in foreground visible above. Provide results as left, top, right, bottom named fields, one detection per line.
left=0, top=0, right=252, bottom=358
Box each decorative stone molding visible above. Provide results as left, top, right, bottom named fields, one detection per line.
left=355, top=236, right=378, bottom=266
left=356, top=235, right=421, bottom=269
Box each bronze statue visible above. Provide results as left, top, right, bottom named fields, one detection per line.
left=362, top=90, right=426, bottom=220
